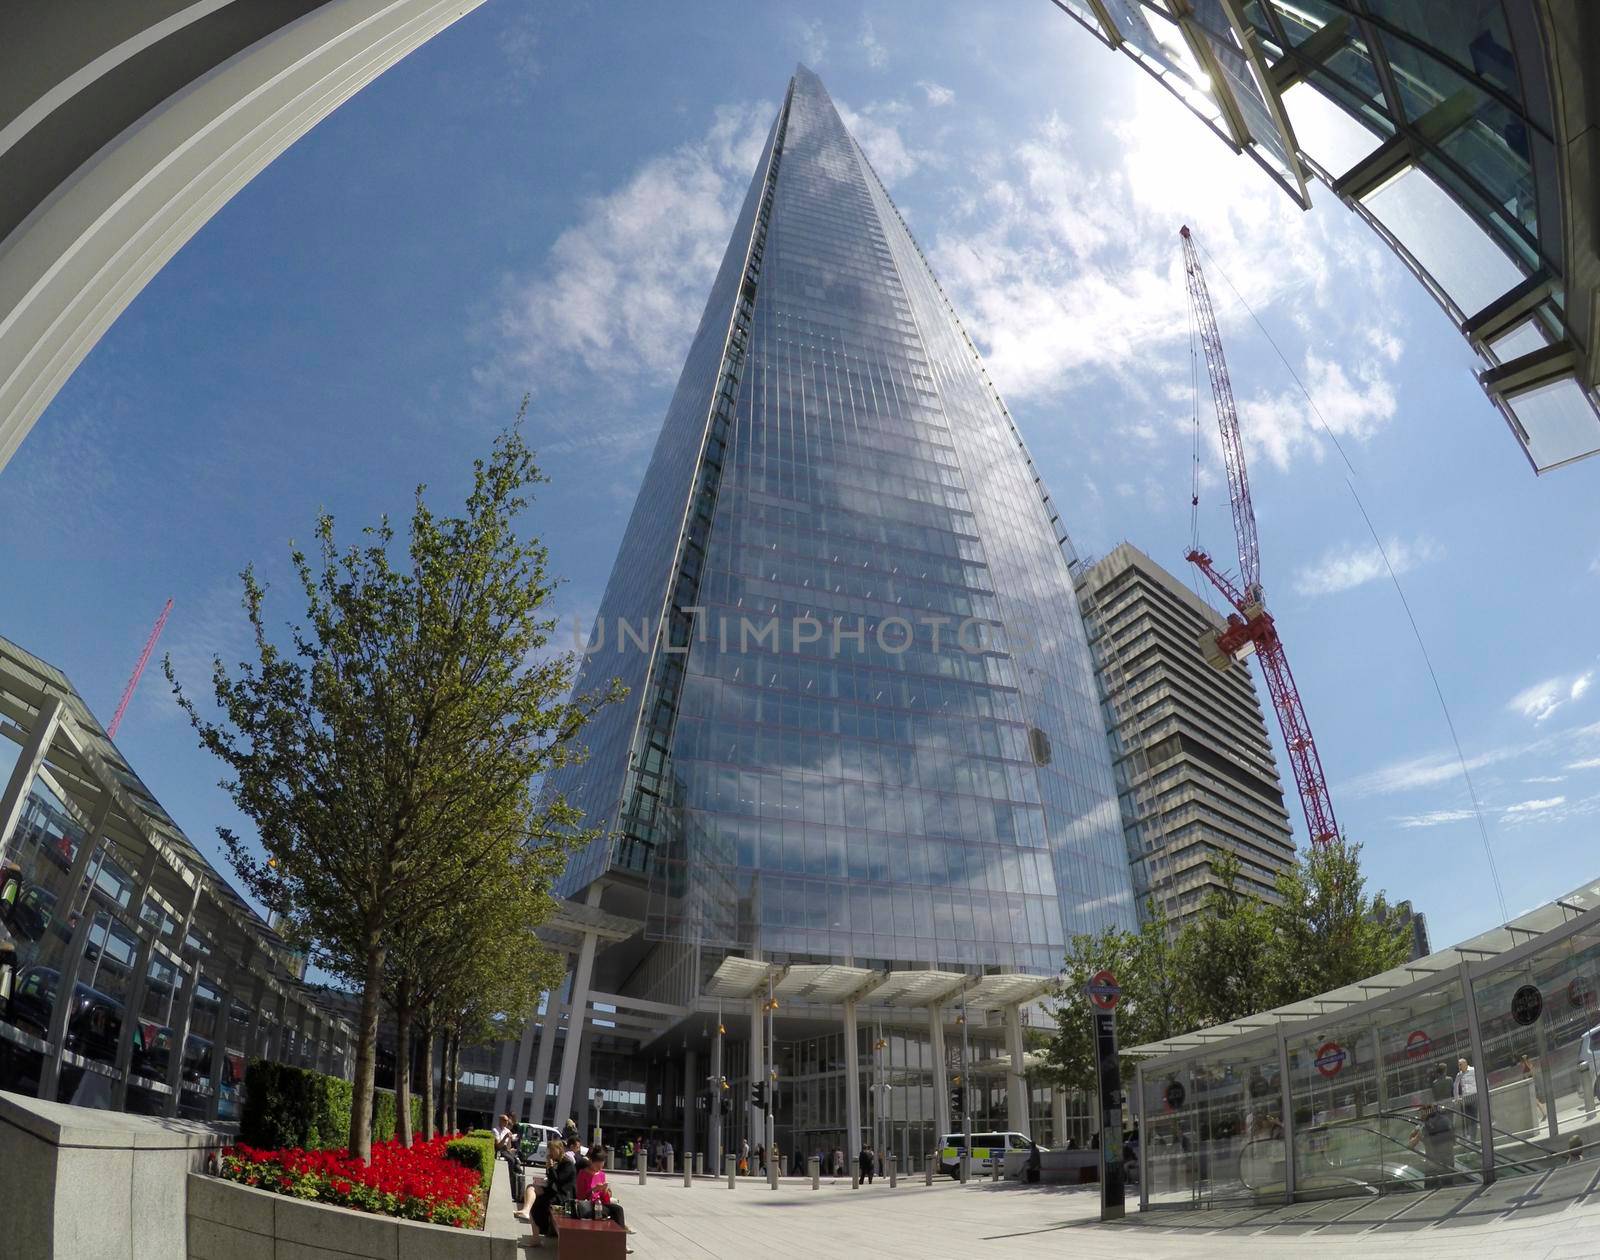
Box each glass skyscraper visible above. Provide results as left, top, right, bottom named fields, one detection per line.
left=551, top=67, right=1136, bottom=972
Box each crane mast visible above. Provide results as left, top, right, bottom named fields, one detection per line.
left=1180, top=226, right=1339, bottom=847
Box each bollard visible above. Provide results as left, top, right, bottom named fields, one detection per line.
left=890, top=1154, right=897, bottom=1188
left=666, top=1152, right=675, bottom=1176
left=637, top=1152, right=647, bottom=1186
left=683, top=1160, right=692, bottom=1189
left=726, top=1154, right=737, bottom=1189
left=808, top=1156, right=819, bottom=1190
left=851, top=1162, right=859, bottom=1189
left=695, top=1151, right=703, bottom=1176
left=959, top=1154, right=969, bottom=1184
left=768, top=1159, right=778, bottom=1190
left=991, top=1153, right=1000, bottom=1182
left=925, top=1154, right=934, bottom=1186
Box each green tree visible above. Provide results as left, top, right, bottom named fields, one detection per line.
left=1040, top=900, right=1194, bottom=1097
left=1174, top=852, right=1276, bottom=1027
left=166, top=420, right=620, bottom=1160
left=1264, top=837, right=1411, bottom=1004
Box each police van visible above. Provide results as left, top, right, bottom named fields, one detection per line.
left=939, top=1131, right=1034, bottom=1177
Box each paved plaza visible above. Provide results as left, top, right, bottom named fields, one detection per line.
left=485, top=1163, right=1600, bottom=1260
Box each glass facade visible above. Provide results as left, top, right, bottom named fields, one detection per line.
left=1057, top=1, right=1600, bottom=472
left=1133, top=877, right=1600, bottom=1209
left=550, top=67, right=1136, bottom=969
left=0, top=636, right=349, bottom=1118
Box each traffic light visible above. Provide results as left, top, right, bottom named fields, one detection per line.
left=719, top=1096, right=732, bottom=1116
left=949, top=1088, right=963, bottom=1119
left=752, top=1081, right=767, bottom=1109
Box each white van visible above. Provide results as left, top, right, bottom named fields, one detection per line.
left=938, top=1131, right=1035, bottom=1177
left=517, top=1122, right=564, bottom=1165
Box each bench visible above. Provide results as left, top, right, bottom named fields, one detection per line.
left=554, top=1216, right=626, bottom=1259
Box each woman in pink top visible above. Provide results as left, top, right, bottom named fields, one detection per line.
left=574, top=1146, right=631, bottom=1238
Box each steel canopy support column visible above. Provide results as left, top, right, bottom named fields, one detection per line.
left=1462, top=959, right=1494, bottom=1184
left=749, top=992, right=765, bottom=1149
left=1005, top=1003, right=1029, bottom=1137
left=0, top=695, right=62, bottom=856
left=554, top=930, right=597, bottom=1132
left=844, top=1000, right=862, bottom=1157
left=929, top=1004, right=949, bottom=1139
left=528, top=987, right=563, bottom=1126
left=491, top=1037, right=516, bottom=1122
left=683, top=1048, right=697, bottom=1166
left=1277, top=1025, right=1296, bottom=1204
left=709, top=1022, right=724, bottom=1172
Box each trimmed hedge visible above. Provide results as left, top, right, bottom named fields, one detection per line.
left=241, top=1059, right=422, bottom=1152
left=240, top=1059, right=352, bottom=1151
left=444, top=1134, right=497, bottom=1198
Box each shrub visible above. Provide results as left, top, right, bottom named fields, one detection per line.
left=219, top=1135, right=483, bottom=1227
left=241, top=1060, right=353, bottom=1151
left=443, top=1135, right=496, bottom=1197
left=369, top=1087, right=425, bottom=1145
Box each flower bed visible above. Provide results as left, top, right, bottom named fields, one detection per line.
left=218, top=1134, right=485, bottom=1228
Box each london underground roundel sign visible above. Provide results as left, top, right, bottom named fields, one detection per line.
left=1086, top=970, right=1121, bottom=1011
left=1314, top=1041, right=1347, bottom=1078
left=1405, top=1029, right=1431, bottom=1059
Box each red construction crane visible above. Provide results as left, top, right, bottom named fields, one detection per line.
left=106, top=598, right=173, bottom=740
left=1179, top=225, right=1339, bottom=846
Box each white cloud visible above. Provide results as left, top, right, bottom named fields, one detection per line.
left=1524, top=774, right=1566, bottom=784
left=1343, top=747, right=1513, bottom=797
left=1508, top=669, right=1594, bottom=723
left=918, top=80, right=955, bottom=107
left=927, top=76, right=1406, bottom=469
left=1291, top=535, right=1441, bottom=598
left=1503, top=796, right=1565, bottom=814
left=1394, top=809, right=1476, bottom=829
left=859, top=19, right=887, bottom=68
left=836, top=99, right=922, bottom=183
left=795, top=18, right=828, bottom=65
left=489, top=104, right=771, bottom=392
left=1567, top=756, right=1600, bottom=770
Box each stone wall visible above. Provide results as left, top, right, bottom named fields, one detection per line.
left=0, top=1088, right=223, bottom=1258
left=186, top=1170, right=521, bottom=1259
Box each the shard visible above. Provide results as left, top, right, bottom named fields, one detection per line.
left=550, top=67, right=1137, bottom=975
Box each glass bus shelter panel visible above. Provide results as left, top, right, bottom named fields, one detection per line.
left=1473, top=919, right=1600, bottom=1176
left=1194, top=1040, right=1288, bottom=1206
left=1289, top=1018, right=1422, bottom=1198
left=1370, top=977, right=1476, bottom=1190
left=1143, top=1059, right=1199, bottom=1204
left=219, top=998, right=250, bottom=1121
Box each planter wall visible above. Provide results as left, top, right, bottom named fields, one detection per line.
left=186, top=1172, right=520, bottom=1260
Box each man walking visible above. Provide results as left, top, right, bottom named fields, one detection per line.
left=1453, top=1057, right=1479, bottom=1143
left=858, top=1144, right=875, bottom=1185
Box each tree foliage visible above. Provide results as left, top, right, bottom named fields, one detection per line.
left=166, top=418, right=620, bottom=1160
left=1042, top=839, right=1411, bottom=1098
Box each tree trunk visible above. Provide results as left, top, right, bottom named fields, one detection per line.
left=394, top=979, right=413, bottom=1148
left=348, top=926, right=386, bottom=1162
left=419, top=1016, right=436, bottom=1141
left=445, top=1026, right=461, bottom=1135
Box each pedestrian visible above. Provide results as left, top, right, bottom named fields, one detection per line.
left=771, top=1140, right=781, bottom=1178
left=663, top=1137, right=674, bottom=1170
left=739, top=1137, right=750, bottom=1176
left=858, top=1144, right=875, bottom=1185
left=1429, top=1061, right=1453, bottom=1104
left=521, top=1139, right=575, bottom=1244
left=1518, top=1055, right=1547, bottom=1122
left=1407, top=1103, right=1454, bottom=1189
left=832, top=1146, right=844, bottom=1177
left=575, top=1146, right=634, bottom=1253
left=755, top=1142, right=765, bottom=1175
left=1453, top=1057, right=1479, bottom=1141
left=1025, top=1138, right=1042, bottom=1184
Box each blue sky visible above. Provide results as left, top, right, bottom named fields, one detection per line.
left=3, top=1, right=1597, bottom=951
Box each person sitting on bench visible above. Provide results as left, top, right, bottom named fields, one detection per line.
left=520, top=1139, right=576, bottom=1244
left=575, top=1145, right=633, bottom=1236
